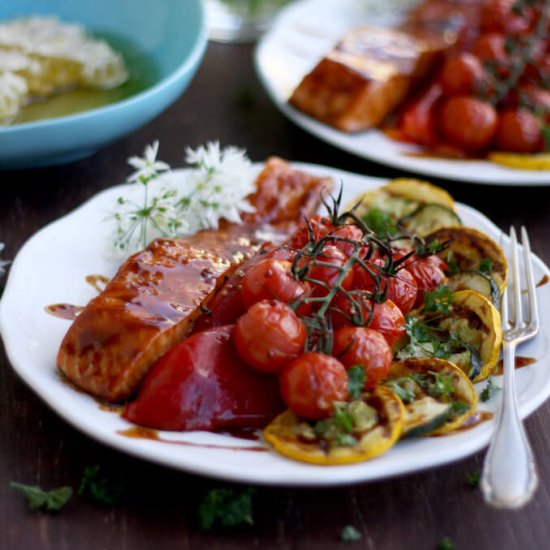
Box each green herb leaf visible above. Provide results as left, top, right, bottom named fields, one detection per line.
left=426, top=371, right=456, bottom=400
left=387, top=379, right=416, bottom=404
left=11, top=482, right=72, bottom=512
left=78, top=465, right=123, bottom=506
left=437, top=536, right=455, bottom=550
left=362, top=208, right=397, bottom=239
left=446, top=251, right=460, bottom=275
left=424, top=285, right=455, bottom=314
left=479, top=258, right=493, bottom=274
left=466, top=468, right=481, bottom=488
left=480, top=375, right=500, bottom=402
left=341, top=525, right=362, bottom=542
left=198, top=488, right=255, bottom=531
left=450, top=401, right=469, bottom=415
left=348, top=365, right=366, bottom=400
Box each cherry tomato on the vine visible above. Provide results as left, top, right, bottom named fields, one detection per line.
left=494, top=109, right=544, bottom=153
left=401, top=254, right=448, bottom=307
left=300, top=245, right=354, bottom=297
left=234, top=300, right=306, bottom=374
left=353, top=258, right=418, bottom=314
left=280, top=352, right=349, bottom=420
left=332, top=327, right=392, bottom=388
left=240, top=258, right=310, bottom=310
left=330, top=293, right=406, bottom=347
left=440, top=53, right=485, bottom=97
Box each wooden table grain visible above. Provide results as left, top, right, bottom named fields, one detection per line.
left=2, top=42, right=550, bottom=550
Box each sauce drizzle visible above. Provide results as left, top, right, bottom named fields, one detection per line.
left=45, top=303, right=83, bottom=320
left=455, top=410, right=494, bottom=433
left=117, top=427, right=268, bottom=452
left=537, top=274, right=549, bottom=288
left=492, top=356, right=536, bottom=377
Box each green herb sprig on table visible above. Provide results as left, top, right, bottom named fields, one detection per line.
left=341, top=525, right=362, bottom=542
left=78, top=465, right=124, bottom=506
left=198, top=488, right=255, bottom=530
left=10, top=482, right=72, bottom=512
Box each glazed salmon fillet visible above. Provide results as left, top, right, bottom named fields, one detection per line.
left=57, top=158, right=331, bottom=402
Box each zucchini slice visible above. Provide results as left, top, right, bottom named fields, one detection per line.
left=431, top=290, right=502, bottom=382
left=427, top=226, right=508, bottom=294
left=398, top=204, right=462, bottom=236
left=447, top=271, right=501, bottom=310
left=347, top=179, right=455, bottom=221
left=263, top=387, right=404, bottom=465
left=385, top=358, right=478, bottom=437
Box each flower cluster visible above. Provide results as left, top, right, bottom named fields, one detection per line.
left=110, top=141, right=255, bottom=255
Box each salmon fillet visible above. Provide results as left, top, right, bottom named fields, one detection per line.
left=289, top=26, right=446, bottom=132
left=57, top=158, right=331, bottom=402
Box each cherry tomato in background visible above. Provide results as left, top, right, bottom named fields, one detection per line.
left=440, top=53, right=485, bottom=97
left=353, top=258, right=418, bottom=314
left=397, top=82, right=444, bottom=146
left=494, top=108, right=544, bottom=153
left=240, top=258, right=310, bottom=310
left=479, top=0, right=532, bottom=35
left=280, top=352, right=349, bottom=420
left=332, top=327, right=392, bottom=388
left=438, top=96, right=498, bottom=152
left=471, top=33, right=510, bottom=77
left=234, top=300, right=306, bottom=374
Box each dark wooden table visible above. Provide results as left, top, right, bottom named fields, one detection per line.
left=2, top=42, right=550, bottom=550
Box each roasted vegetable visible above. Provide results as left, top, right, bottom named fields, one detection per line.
left=398, top=204, right=462, bottom=236
left=347, top=179, right=455, bottom=222
left=427, top=226, right=508, bottom=294
left=447, top=271, right=501, bottom=310
left=263, top=386, right=404, bottom=465
left=488, top=152, right=550, bottom=171
left=385, top=358, right=478, bottom=437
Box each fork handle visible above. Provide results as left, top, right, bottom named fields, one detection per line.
left=480, top=342, right=538, bottom=508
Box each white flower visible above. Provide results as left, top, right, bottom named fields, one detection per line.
left=180, top=141, right=256, bottom=232
left=0, top=242, right=10, bottom=275
left=127, top=141, right=170, bottom=184
left=111, top=181, right=188, bottom=256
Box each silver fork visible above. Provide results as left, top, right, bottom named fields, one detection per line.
left=481, top=226, right=540, bottom=508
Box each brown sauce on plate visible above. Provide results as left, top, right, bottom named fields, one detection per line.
left=454, top=410, right=494, bottom=433
left=492, top=356, right=537, bottom=376
left=45, top=303, right=83, bottom=320
left=117, top=426, right=267, bottom=452
left=537, top=274, right=549, bottom=288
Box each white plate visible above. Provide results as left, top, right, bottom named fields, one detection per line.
left=255, top=0, right=550, bottom=186
left=2, top=163, right=550, bottom=486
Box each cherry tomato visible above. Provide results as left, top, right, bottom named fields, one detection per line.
left=471, top=33, right=509, bottom=76
left=440, top=53, right=485, bottom=97
left=353, top=258, right=418, bottom=314
left=438, top=96, right=497, bottom=152
left=480, top=0, right=531, bottom=35
left=280, top=352, right=349, bottom=420
left=332, top=327, right=392, bottom=388
left=403, top=255, right=448, bottom=307
left=328, top=223, right=364, bottom=257
left=241, top=258, right=310, bottom=310
left=287, top=215, right=335, bottom=249
left=494, top=109, right=544, bottom=153
left=397, top=82, right=443, bottom=146
left=234, top=300, right=306, bottom=374
left=330, top=293, right=406, bottom=347
left=301, top=245, right=354, bottom=297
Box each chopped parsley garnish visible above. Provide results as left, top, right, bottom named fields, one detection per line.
left=466, top=468, right=481, bottom=488
left=362, top=208, right=397, bottom=238
left=10, top=482, right=72, bottom=512
left=451, top=401, right=470, bottom=415
left=341, top=525, right=362, bottom=542
left=198, top=488, right=255, bottom=530
left=348, top=365, right=366, bottom=400
left=480, top=375, right=500, bottom=402
left=409, top=371, right=455, bottom=401
left=78, top=465, right=123, bottom=506
left=479, top=258, right=493, bottom=274
left=424, top=284, right=455, bottom=314
left=446, top=251, right=460, bottom=275
left=386, top=379, right=416, bottom=404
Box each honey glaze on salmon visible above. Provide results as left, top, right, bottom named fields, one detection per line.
left=57, top=158, right=331, bottom=403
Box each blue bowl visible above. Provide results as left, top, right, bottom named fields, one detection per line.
left=0, top=0, right=207, bottom=169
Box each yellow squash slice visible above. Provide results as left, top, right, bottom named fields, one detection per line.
left=433, top=290, right=502, bottom=382
left=427, top=226, right=508, bottom=294
left=488, top=152, right=550, bottom=171
left=263, top=386, right=404, bottom=465
left=385, top=358, right=478, bottom=437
